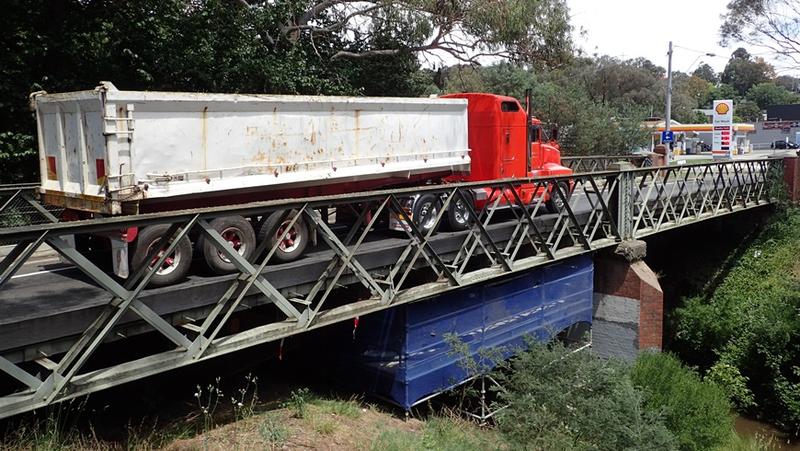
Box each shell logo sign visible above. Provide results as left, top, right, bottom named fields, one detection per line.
left=712, top=100, right=734, bottom=159
left=715, top=102, right=730, bottom=115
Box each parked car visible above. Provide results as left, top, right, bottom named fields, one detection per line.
left=771, top=140, right=799, bottom=149
left=694, top=142, right=711, bottom=153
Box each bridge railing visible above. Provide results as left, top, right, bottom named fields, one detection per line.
left=561, top=155, right=652, bottom=173
left=0, top=157, right=784, bottom=419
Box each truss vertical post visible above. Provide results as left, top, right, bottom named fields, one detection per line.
left=607, top=162, right=635, bottom=240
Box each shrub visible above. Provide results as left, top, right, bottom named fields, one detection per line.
left=285, top=387, right=313, bottom=419
left=675, top=208, right=800, bottom=433
left=631, top=352, right=734, bottom=451
left=495, top=339, right=677, bottom=450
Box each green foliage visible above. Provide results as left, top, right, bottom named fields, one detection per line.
left=735, top=100, right=763, bottom=122
left=315, top=397, right=363, bottom=419
left=711, top=83, right=741, bottom=103
left=706, top=362, right=756, bottom=409
left=258, top=412, right=288, bottom=448
left=721, top=48, right=775, bottom=96
left=0, top=132, right=36, bottom=183
left=285, top=387, right=313, bottom=419
left=693, top=63, right=719, bottom=84
left=631, top=352, right=735, bottom=451
left=675, top=208, right=800, bottom=434
left=746, top=82, right=799, bottom=109
left=494, top=340, right=677, bottom=450
left=0, top=0, right=577, bottom=183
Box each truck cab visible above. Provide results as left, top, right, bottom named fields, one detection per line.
left=440, top=93, right=572, bottom=208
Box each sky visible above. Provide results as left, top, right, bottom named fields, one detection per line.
left=566, top=0, right=756, bottom=75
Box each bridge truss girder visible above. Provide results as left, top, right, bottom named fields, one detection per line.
left=0, top=158, right=782, bottom=419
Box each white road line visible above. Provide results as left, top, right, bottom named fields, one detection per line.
left=11, top=266, right=74, bottom=280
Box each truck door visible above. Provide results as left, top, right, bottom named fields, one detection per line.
left=530, top=125, right=543, bottom=172
left=498, top=100, right=525, bottom=178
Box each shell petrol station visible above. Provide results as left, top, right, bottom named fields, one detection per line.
left=642, top=116, right=755, bottom=156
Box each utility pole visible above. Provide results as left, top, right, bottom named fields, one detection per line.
left=665, top=41, right=673, bottom=163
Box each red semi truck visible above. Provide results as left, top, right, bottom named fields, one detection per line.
left=31, top=84, right=571, bottom=286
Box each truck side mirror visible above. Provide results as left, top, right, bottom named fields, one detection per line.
left=551, top=127, right=559, bottom=141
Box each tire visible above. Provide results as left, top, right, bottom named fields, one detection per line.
left=131, top=224, right=193, bottom=287
left=257, top=210, right=309, bottom=263
left=413, top=194, right=441, bottom=234
left=545, top=181, right=571, bottom=214
left=199, top=216, right=256, bottom=275
left=445, top=192, right=474, bottom=231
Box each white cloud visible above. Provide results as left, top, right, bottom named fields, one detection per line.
left=566, top=0, right=767, bottom=75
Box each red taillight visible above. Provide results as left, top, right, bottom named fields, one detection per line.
left=96, top=159, right=107, bottom=185
left=46, top=156, right=57, bottom=180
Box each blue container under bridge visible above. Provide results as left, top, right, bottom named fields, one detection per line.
left=338, top=255, right=593, bottom=410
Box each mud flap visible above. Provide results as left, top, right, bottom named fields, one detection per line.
left=58, top=235, right=77, bottom=265
left=110, top=236, right=129, bottom=278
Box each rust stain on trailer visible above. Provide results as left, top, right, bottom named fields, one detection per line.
left=253, top=149, right=268, bottom=163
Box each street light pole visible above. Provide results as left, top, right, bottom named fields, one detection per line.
left=665, top=41, right=673, bottom=163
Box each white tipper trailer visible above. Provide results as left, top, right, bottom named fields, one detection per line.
left=32, top=82, right=470, bottom=215
left=30, top=82, right=471, bottom=286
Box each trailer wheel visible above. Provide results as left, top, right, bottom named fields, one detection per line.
left=545, top=181, right=571, bottom=214
left=413, top=194, right=441, bottom=234
left=199, top=216, right=256, bottom=274
left=131, top=225, right=193, bottom=287
left=258, top=210, right=309, bottom=263
left=445, top=192, right=473, bottom=231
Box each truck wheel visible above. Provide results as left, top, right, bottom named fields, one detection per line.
left=413, top=194, right=441, bottom=234
left=445, top=192, right=473, bottom=231
left=258, top=210, right=309, bottom=263
left=545, top=181, right=571, bottom=214
left=199, top=216, right=256, bottom=275
left=131, top=224, right=193, bottom=287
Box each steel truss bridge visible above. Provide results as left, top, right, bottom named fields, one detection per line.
left=0, top=157, right=783, bottom=419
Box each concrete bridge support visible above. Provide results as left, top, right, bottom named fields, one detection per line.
left=591, top=240, right=663, bottom=360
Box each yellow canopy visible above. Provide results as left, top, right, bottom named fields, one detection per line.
left=650, top=123, right=755, bottom=133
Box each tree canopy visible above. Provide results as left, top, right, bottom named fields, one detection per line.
left=721, top=0, right=800, bottom=68
left=720, top=48, right=776, bottom=96
left=1, top=0, right=798, bottom=183
left=279, top=0, right=574, bottom=67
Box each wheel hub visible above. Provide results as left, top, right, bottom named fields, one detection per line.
left=277, top=221, right=301, bottom=253
left=218, top=227, right=247, bottom=263
left=147, top=242, right=181, bottom=276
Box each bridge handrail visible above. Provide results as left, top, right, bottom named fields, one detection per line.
left=0, top=157, right=779, bottom=239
